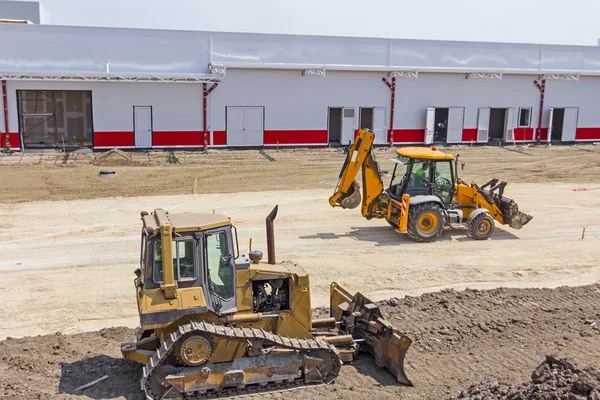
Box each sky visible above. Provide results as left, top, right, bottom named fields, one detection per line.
left=31, top=0, right=600, bottom=46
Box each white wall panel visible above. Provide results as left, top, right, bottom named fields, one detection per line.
left=394, top=74, right=540, bottom=129
left=210, top=69, right=389, bottom=131
left=543, top=77, right=600, bottom=127
left=0, top=24, right=211, bottom=74
left=3, top=24, right=600, bottom=76
left=212, top=33, right=389, bottom=67
left=5, top=80, right=203, bottom=132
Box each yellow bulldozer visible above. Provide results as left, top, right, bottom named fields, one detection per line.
left=121, top=206, right=412, bottom=399
left=329, top=129, right=532, bottom=242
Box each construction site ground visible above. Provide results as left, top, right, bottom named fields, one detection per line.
left=1, top=144, right=600, bottom=399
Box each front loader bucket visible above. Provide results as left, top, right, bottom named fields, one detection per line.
left=507, top=210, right=533, bottom=229
left=498, top=197, right=533, bottom=230
left=329, top=282, right=413, bottom=386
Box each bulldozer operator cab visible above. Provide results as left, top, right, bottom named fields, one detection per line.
left=137, top=209, right=240, bottom=319
left=389, top=149, right=455, bottom=205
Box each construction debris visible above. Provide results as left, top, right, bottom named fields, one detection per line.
left=259, top=149, right=276, bottom=161
left=74, top=375, right=109, bottom=392
left=449, top=355, right=600, bottom=399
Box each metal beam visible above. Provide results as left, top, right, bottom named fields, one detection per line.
left=389, top=70, right=418, bottom=79
left=0, top=72, right=223, bottom=84
left=302, top=68, right=326, bottom=77
left=209, top=63, right=226, bottom=76
left=541, top=73, right=579, bottom=81
left=466, top=72, right=503, bottom=80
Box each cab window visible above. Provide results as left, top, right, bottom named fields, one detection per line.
left=390, top=156, right=410, bottom=187
left=434, top=161, right=454, bottom=204
left=153, top=239, right=196, bottom=283
left=206, top=232, right=234, bottom=300
left=140, top=231, right=147, bottom=278
left=407, top=160, right=431, bottom=190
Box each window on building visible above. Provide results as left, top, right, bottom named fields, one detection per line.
left=518, top=108, right=531, bottom=128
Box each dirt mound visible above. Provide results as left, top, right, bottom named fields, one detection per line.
left=94, top=149, right=135, bottom=166
left=450, top=355, right=600, bottom=399
left=1, top=285, right=599, bottom=400
left=0, top=328, right=142, bottom=400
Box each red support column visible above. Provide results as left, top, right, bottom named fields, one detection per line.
left=382, top=76, right=396, bottom=146
left=202, top=82, right=219, bottom=150
left=533, top=79, right=546, bottom=143
left=2, top=80, right=10, bottom=152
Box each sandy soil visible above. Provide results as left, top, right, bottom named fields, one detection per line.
left=1, top=284, right=599, bottom=400
left=0, top=182, right=598, bottom=340
left=0, top=145, right=599, bottom=398
left=1, top=145, right=600, bottom=203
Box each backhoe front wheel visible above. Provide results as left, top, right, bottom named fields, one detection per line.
left=407, top=203, right=445, bottom=242
left=468, top=212, right=495, bottom=240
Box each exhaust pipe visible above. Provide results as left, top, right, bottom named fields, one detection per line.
left=266, top=205, right=278, bottom=265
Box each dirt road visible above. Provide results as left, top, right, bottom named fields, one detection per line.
left=1, top=145, right=600, bottom=203
left=1, top=183, right=599, bottom=340
left=1, top=284, right=598, bottom=400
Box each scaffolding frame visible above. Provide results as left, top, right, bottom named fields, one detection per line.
left=18, top=90, right=59, bottom=149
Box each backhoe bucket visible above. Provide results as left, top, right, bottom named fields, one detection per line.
left=329, top=282, right=413, bottom=386
left=339, top=179, right=362, bottom=209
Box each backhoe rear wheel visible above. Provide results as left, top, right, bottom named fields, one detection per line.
left=407, top=202, right=445, bottom=242
left=468, top=212, right=495, bottom=240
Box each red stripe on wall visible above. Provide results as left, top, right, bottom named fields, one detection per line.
left=152, top=131, right=207, bottom=146
left=576, top=128, right=600, bottom=140
left=264, top=130, right=327, bottom=145
left=94, top=131, right=134, bottom=147
left=537, top=128, right=549, bottom=141
left=392, top=129, right=425, bottom=143
left=462, top=129, right=477, bottom=142
left=1, top=132, right=20, bottom=149
left=213, top=131, right=226, bottom=146
left=513, top=128, right=534, bottom=141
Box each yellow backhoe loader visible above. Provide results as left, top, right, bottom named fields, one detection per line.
left=121, top=206, right=412, bottom=399
left=329, top=129, right=532, bottom=242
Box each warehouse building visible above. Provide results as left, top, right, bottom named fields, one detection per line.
left=2, top=1, right=600, bottom=151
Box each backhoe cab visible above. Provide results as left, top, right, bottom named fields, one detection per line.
left=330, top=129, right=532, bottom=242
left=121, top=206, right=412, bottom=399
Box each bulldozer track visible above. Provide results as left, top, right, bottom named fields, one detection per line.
left=142, top=320, right=342, bottom=400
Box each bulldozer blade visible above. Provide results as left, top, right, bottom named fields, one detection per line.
left=329, top=282, right=413, bottom=386
left=507, top=210, right=533, bottom=230
left=339, top=179, right=361, bottom=209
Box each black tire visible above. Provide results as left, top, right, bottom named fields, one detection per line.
left=468, top=212, right=495, bottom=240
left=406, top=202, right=445, bottom=243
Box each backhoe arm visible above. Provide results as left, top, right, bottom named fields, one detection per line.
left=329, top=129, right=384, bottom=218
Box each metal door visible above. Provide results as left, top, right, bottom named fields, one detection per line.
left=373, top=107, right=386, bottom=144
left=341, top=108, right=355, bottom=145
left=547, top=108, right=554, bottom=143
left=446, top=107, right=464, bottom=143
left=425, top=108, right=435, bottom=144
left=226, top=107, right=245, bottom=146
left=226, top=107, right=264, bottom=146
left=562, top=107, right=579, bottom=142
left=477, top=107, right=490, bottom=143
left=134, top=106, right=152, bottom=148
left=243, top=107, right=264, bottom=146
left=504, top=107, right=516, bottom=142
